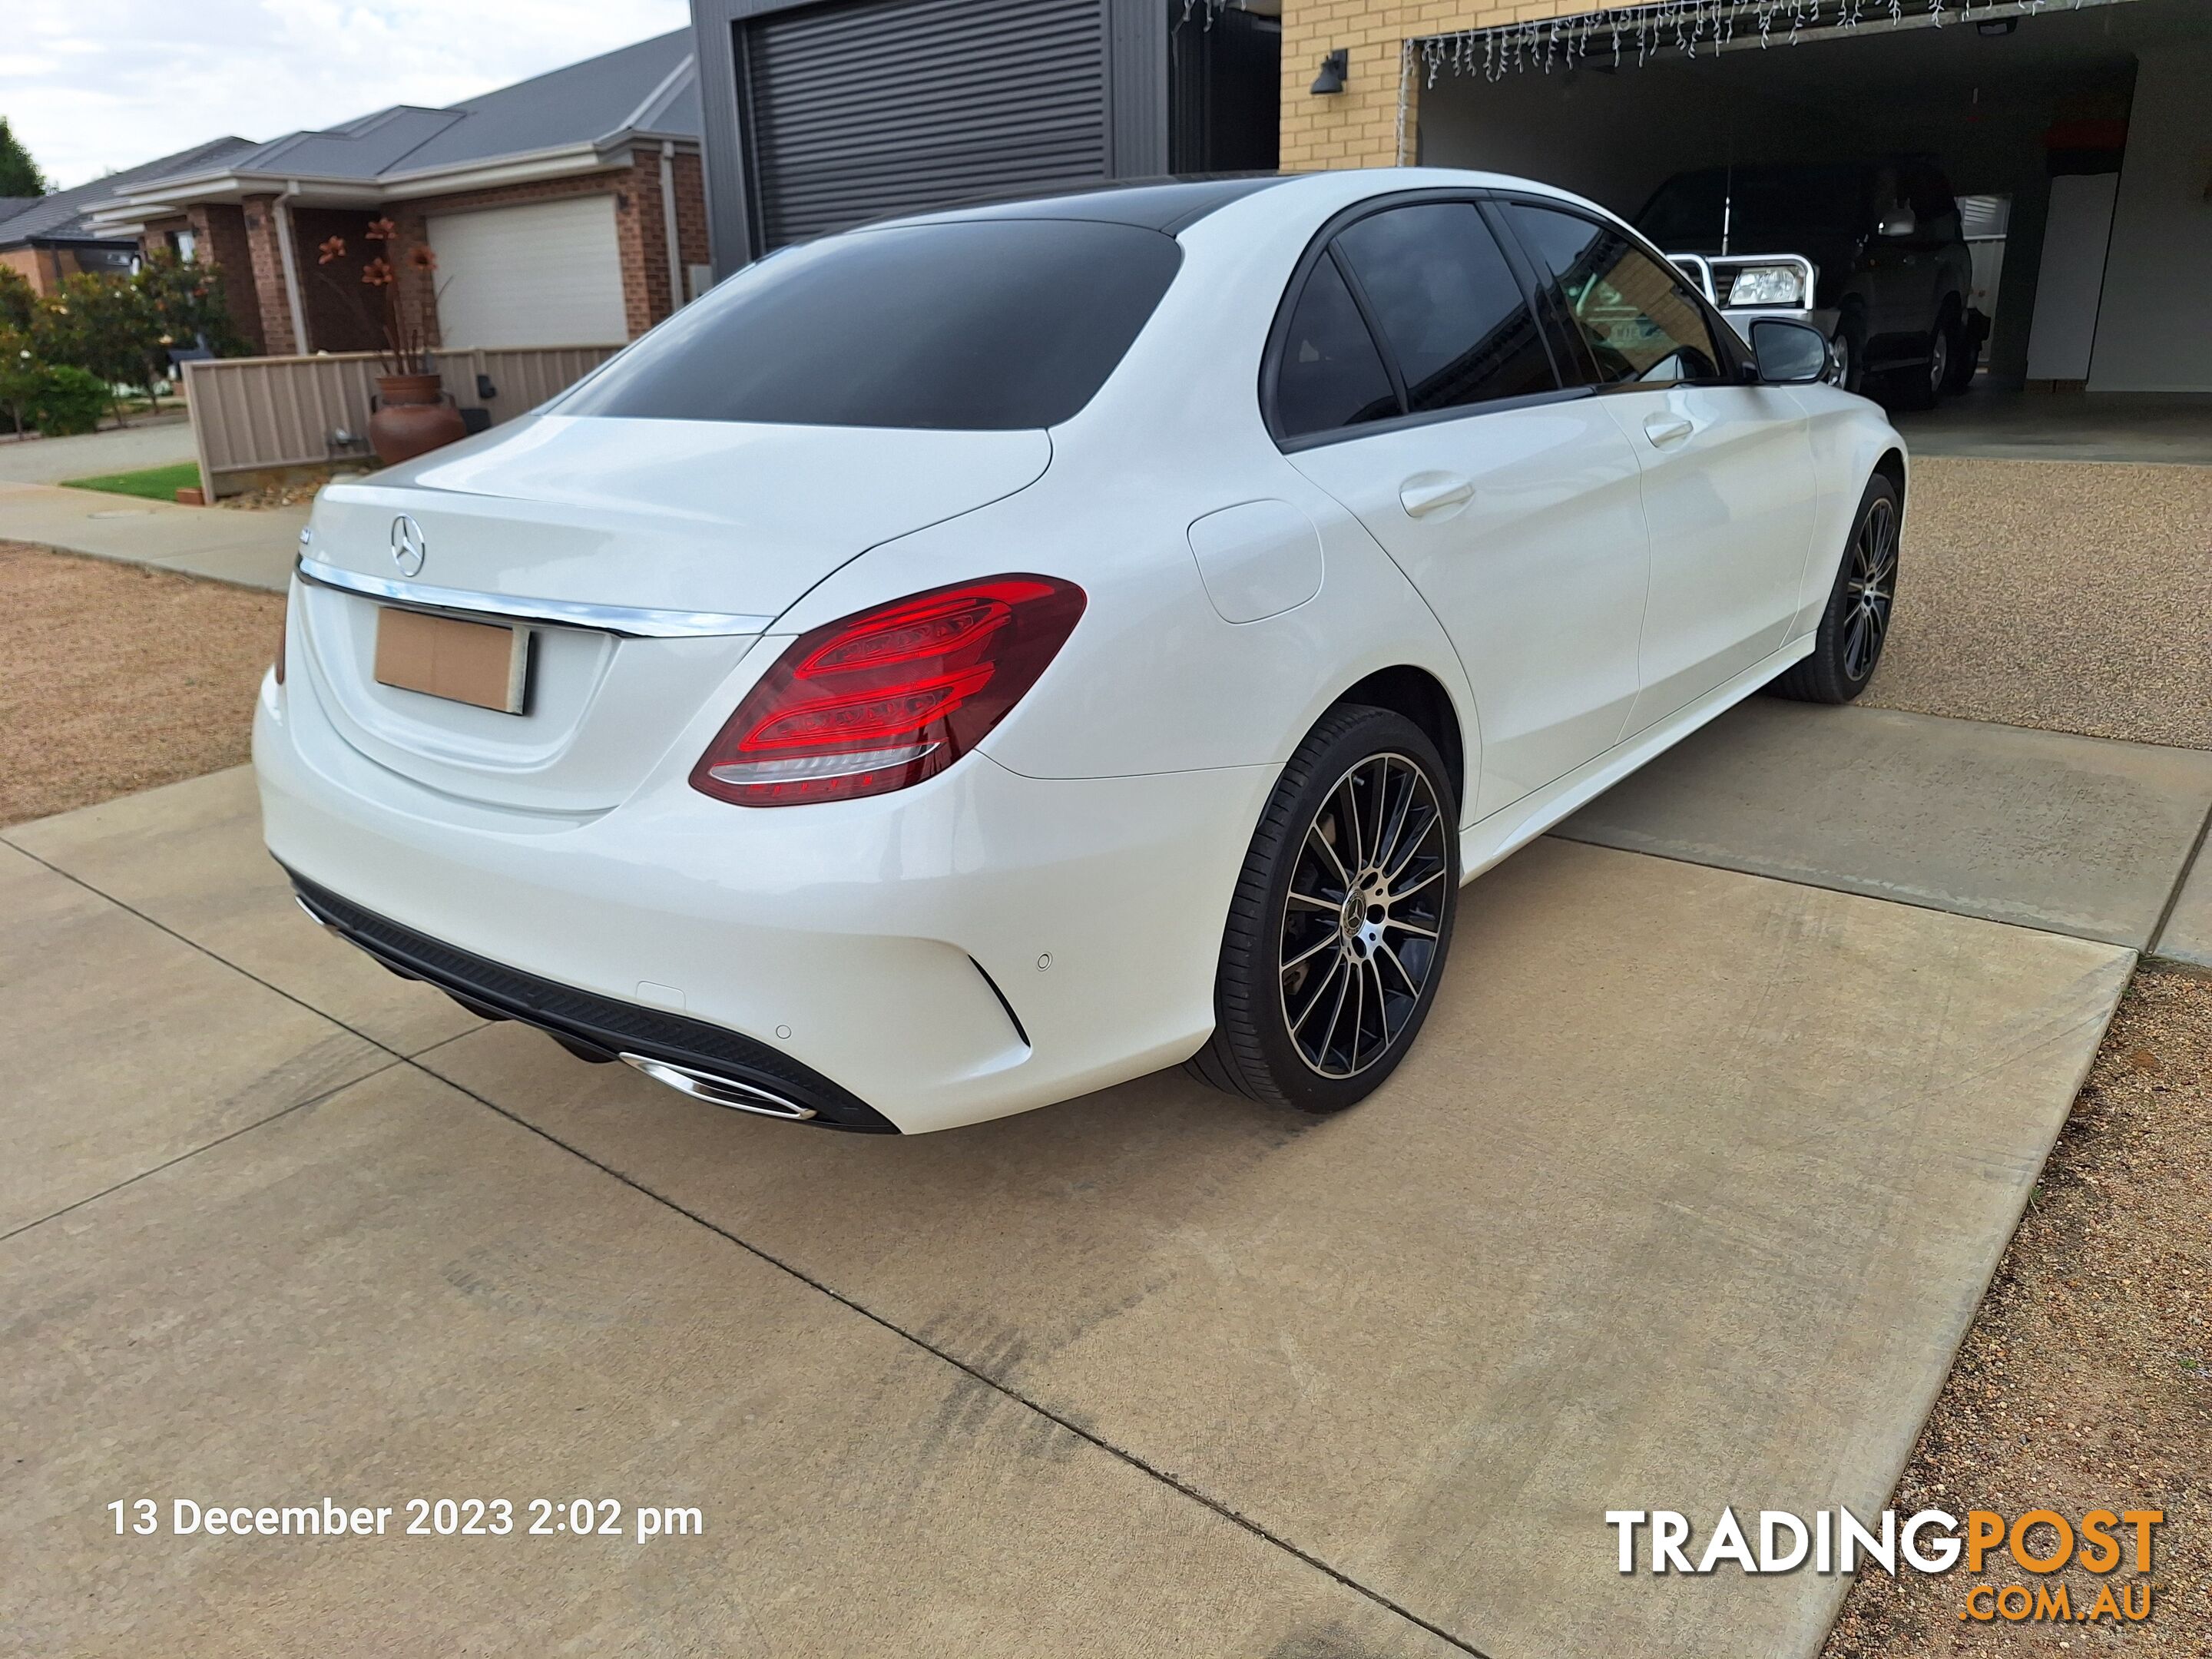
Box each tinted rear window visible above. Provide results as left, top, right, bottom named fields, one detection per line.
left=1273, top=255, right=1399, bottom=439
left=1333, top=203, right=1556, bottom=414
left=556, top=219, right=1183, bottom=431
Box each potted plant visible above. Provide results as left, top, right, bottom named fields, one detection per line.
left=316, top=219, right=464, bottom=465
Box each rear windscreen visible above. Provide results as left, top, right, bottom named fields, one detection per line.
left=555, top=219, right=1184, bottom=431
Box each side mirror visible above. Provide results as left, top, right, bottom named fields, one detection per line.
left=1750, top=319, right=1831, bottom=386
left=1876, top=207, right=1917, bottom=238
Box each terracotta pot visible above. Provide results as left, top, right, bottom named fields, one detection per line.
left=369, top=373, right=466, bottom=466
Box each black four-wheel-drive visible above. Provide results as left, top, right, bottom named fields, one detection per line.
left=1637, top=154, right=1986, bottom=409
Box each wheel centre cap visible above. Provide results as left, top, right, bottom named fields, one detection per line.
left=1343, top=873, right=1389, bottom=949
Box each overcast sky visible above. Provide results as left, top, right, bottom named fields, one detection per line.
left=2, top=0, right=692, bottom=191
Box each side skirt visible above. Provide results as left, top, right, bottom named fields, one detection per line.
left=1457, top=634, right=1816, bottom=881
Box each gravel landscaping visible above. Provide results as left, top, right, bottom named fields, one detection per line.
left=1823, top=965, right=2212, bottom=1656
left=1871, top=459, right=2212, bottom=751
left=0, top=541, right=281, bottom=826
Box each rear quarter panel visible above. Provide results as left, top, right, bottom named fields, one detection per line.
left=1786, top=387, right=1906, bottom=634
left=768, top=449, right=1478, bottom=788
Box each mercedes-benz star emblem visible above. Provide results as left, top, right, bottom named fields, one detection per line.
left=390, top=515, right=427, bottom=578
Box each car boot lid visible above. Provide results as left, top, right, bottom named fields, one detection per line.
left=303, top=413, right=1055, bottom=624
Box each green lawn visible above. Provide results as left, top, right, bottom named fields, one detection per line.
left=61, top=462, right=204, bottom=502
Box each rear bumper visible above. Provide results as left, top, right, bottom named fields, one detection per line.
left=255, top=667, right=1274, bottom=1134
left=290, top=870, right=900, bottom=1132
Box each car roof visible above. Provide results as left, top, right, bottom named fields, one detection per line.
left=863, top=174, right=1296, bottom=237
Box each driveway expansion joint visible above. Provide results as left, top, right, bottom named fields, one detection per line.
left=419, top=1056, right=1498, bottom=1659
left=2147, top=792, right=2212, bottom=963
left=0, top=1058, right=407, bottom=1246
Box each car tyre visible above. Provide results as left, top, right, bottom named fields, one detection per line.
left=1941, top=304, right=1982, bottom=394
left=1187, top=704, right=1459, bottom=1114
left=1830, top=308, right=1868, bottom=396
left=1889, top=304, right=1956, bottom=411
left=1768, top=472, right=1901, bottom=704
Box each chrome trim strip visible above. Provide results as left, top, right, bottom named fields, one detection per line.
left=295, top=555, right=773, bottom=639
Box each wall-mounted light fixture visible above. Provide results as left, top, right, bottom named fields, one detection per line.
left=1310, top=48, right=1348, bottom=95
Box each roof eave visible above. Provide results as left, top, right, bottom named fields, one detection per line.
left=82, top=131, right=702, bottom=230
left=376, top=141, right=622, bottom=198
left=86, top=170, right=387, bottom=220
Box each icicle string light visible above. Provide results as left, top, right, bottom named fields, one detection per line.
left=1416, top=0, right=2101, bottom=85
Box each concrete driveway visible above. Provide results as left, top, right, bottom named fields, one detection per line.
left=9, top=687, right=2208, bottom=1657
left=0, top=414, right=197, bottom=485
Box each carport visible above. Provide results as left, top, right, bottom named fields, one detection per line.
left=1409, top=0, right=2212, bottom=445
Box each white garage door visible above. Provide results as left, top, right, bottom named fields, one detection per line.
left=427, top=195, right=628, bottom=349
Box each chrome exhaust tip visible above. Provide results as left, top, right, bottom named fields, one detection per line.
left=618, top=1053, right=817, bottom=1121
left=295, top=895, right=341, bottom=933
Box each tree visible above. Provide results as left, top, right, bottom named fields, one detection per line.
left=34, top=273, right=158, bottom=424
left=0, top=326, right=38, bottom=436
left=0, top=117, right=46, bottom=198
left=137, top=250, right=247, bottom=363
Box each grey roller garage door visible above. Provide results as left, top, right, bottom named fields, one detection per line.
left=740, top=0, right=1108, bottom=249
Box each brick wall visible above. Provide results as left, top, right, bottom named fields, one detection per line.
left=240, top=195, right=300, bottom=355
left=0, top=247, right=42, bottom=293
left=1280, top=0, right=1606, bottom=171
left=621, top=146, right=714, bottom=334
left=292, top=207, right=386, bottom=353
left=138, top=212, right=190, bottom=250
left=671, top=151, right=711, bottom=300
left=0, top=244, right=108, bottom=296
left=190, top=203, right=267, bottom=354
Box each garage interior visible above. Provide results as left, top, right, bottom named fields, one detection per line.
left=1416, top=0, right=2212, bottom=455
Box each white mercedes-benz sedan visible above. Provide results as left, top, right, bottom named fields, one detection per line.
left=258, top=168, right=1904, bottom=1135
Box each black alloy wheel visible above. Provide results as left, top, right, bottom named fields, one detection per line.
left=1188, top=704, right=1458, bottom=1112
left=1277, top=750, right=1449, bottom=1080
left=1769, top=472, right=1901, bottom=704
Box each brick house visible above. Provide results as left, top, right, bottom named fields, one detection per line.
left=0, top=138, right=257, bottom=298
left=86, top=31, right=709, bottom=356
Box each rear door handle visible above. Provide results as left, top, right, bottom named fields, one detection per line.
left=1643, top=414, right=1695, bottom=448
left=1399, top=474, right=1475, bottom=518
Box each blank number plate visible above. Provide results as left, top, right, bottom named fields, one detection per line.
left=373, top=607, right=530, bottom=714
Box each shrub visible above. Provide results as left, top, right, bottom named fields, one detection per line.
left=0, top=265, right=34, bottom=333
left=0, top=328, right=38, bottom=434
left=29, top=364, right=109, bottom=436
left=138, top=251, right=249, bottom=361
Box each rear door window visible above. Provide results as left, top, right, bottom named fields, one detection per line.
left=1504, top=204, right=1726, bottom=388
left=1331, top=202, right=1558, bottom=414
left=1272, top=253, right=1401, bottom=440
left=556, top=219, right=1182, bottom=430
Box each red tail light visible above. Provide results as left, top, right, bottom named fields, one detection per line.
left=690, top=575, right=1086, bottom=806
